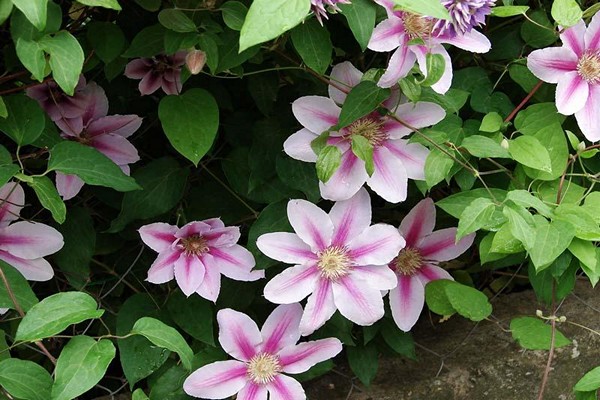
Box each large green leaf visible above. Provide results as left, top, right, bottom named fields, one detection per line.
left=16, top=38, right=46, bottom=81
left=51, top=336, right=116, bottom=400
left=529, top=219, right=575, bottom=271
left=15, top=292, right=104, bottom=342
left=131, top=317, right=194, bottom=371
left=457, top=198, right=496, bottom=241
left=158, top=9, right=197, bottom=33
left=239, top=0, right=310, bottom=52
left=0, top=94, right=45, bottom=145
left=0, top=261, right=39, bottom=312
left=510, top=317, right=570, bottom=350
left=77, top=0, right=121, bottom=10
left=346, top=343, right=378, bottom=386
left=339, top=0, right=376, bottom=51
left=575, top=366, right=600, bottom=392
left=551, top=0, right=582, bottom=27
left=40, top=31, right=85, bottom=95
left=291, top=19, right=332, bottom=75
left=158, top=89, right=219, bottom=165
left=109, top=157, right=189, bottom=232
left=221, top=1, right=248, bottom=31
left=87, top=22, right=126, bottom=63
left=508, top=135, right=552, bottom=173
left=337, top=81, right=390, bottom=129
left=47, top=141, right=141, bottom=192
left=167, top=292, right=214, bottom=346
left=0, top=359, right=52, bottom=400
left=28, top=175, right=66, bottom=224
left=11, top=0, right=48, bottom=30
left=392, top=0, right=450, bottom=19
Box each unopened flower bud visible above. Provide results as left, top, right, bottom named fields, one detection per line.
left=577, top=141, right=586, bottom=153
left=186, top=50, right=206, bottom=75
left=501, top=138, right=509, bottom=150
left=536, top=309, right=543, bottom=318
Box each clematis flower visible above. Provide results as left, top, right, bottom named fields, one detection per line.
left=368, top=0, right=491, bottom=92
left=257, top=189, right=404, bottom=335
left=0, top=182, right=64, bottom=281
left=527, top=13, right=600, bottom=141
left=284, top=62, right=445, bottom=203
left=311, top=0, right=350, bottom=24
left=387, top=198, right=475, bottom=331
left=433, top=0, right=496, bottom=38
left=139, top=218, right=263, bottom=301
left=183, top=304, right=342, bottom=400
left=124, top=52, right=186, bottom=96
left=51, top=81, right=141, bottom=200
left=26, top=75, right=95, bottom=131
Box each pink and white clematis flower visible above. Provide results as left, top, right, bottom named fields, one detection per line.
left=257, top=189, right=404, bottom=335
left=387, top=198, right=475, bottom=331
left=53, top=81, right=142, bottom=200
left=367, top=0, right=491, bottom=92
left=183, top=304, right=342, bottom=400
left=284, top=62, right=445, bottom=203
left=311, top=0, right=350, bottom=24
left=139, top=218, right=263, bottom=301
left=0, top=183, right=64, bottom=281
left=527, top=13, right=600, bottom=142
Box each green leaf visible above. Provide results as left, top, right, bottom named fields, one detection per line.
left=420, top=53, right=445, bottom=87
left=0, top=359, right=52, bottom=400
left=0, top=1, right=13, bottom=25
left=554, top=204, right=600, bottom=241
left=551, top=0, right=582, bottom=27
left=0, top=94, right=45, bottom=145
left=445, top=282, right=492, bottom=321
left=583, top=192, right=600, bottom=224
left=239, top=0, right=311, bottom=52
left=479, top=112, right=503, bottom=132
left=291, top=19, right=332, bottom=75
left=381, top=320, right=416, bottom=359
left=457, top=198, right=496, bottom=241
left=569, top=237, right=598, bottom=272
left=54, top=208, right=95, bottom=289
left=521, top=123, right=568, bottom=181
left=158, top=89, right=219, bottom=166
left=221, top=1, right=248, bottom=31
left=510, top=317, right=570, bottom=350
left=216, top=29, right=259, bottom=73
left=575, top=366, right=600, bottom=392
left=123, top=24, right=166, bottom=57
left=131, top=317, right=194, bottom=371
left=461, top=135, right=510, bottom=158
left=109, top=157, right=189, bottom=232
left=347, top=343, right=378, bottom=386
left=490, top=223, right=524, bottom=254
left=339, top=0, right=376, bottom=51
left=337, top=81, right=390, bottom=129
left=16, top=38, right=46, bottom=81
left=134, top=0, right=160, bottom=11
left=28, top=175, right=66, bottom=224
left=425, top=280, right=455, bottom=316
left=351, top=135, right=374, bottom=176
left=437, top=188, right=507, bottom=219
left=0, top=165, right=20, bottom=189
left=491, top=5, right=529, bottom=17
left=148, top=364, right=190, bottom=399
left=503, top=202, right=536, bottom=250
left=40, top=31, right=84, bottom=95
left=133, top=389, right=150, bottom=400
left=117, top=294, right=170, bottom=388
left=158, top=9, right=197, bottom=33
left=0, top=260, right=38, bottom=312
left=47, top=141, right=141, bottom=192
left=392, top=0, right=450, bottom=20
left=247, top=200, right=292, bottom=269
left=316, top=145, right=342, bottom=183
left=425, top=148, right=454, bottom=188
left=51, top=336, right=116, bottom=400
left=529, top=219, right=575, bottom=272
left=78, top=0, right=121, bottom=9
left=0, top=98, right=6, bottom=118
left=0, top=331, right=8, bottom=362
left=87, top=22, right=126, bottom=63
left=399, top=76, right=422, bottom=102
left=15, top=292, right=104, bottom=342
left=11, top=0, right=47, bottom=31
left=167, top=292, right=214, bottom=346
left=275, top=154, right=320, bottom=203
left=508, top=135, right=552, bottom=172
left=520, top=10, right=557, bottom=49
left=505, top=190, right=554, bottom=218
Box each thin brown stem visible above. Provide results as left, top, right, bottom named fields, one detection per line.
left=505, top=80, right=543, bottom=123
left=536, top=284, right=557, bottom=400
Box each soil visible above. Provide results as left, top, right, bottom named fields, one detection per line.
left=305, top=281, right=600, bottom=400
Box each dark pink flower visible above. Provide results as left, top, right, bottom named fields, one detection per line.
left=124, top=52, right=187, bottom=96
left=139, top=218, right=263, bottom=301
left=0, top=183, right=64, bottom=281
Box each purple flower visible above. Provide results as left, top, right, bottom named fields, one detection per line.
left=257, top=189, right=404, bottom=335
left=311, top=0, right=350, bottom=24
left=0, top=183, right=64, bottom=281
left=527, top=13, right=600, bottom=142
left=387, top=198, right=474, bottom=331
left=183, top=304, right=342, bottom=399
left=124, top=52, right=186, bottom=96
left=139, top=218, right=263, bottom=301
left=433, top=0, right=496, bottom=38
left=52, top=82, right=142, bottom=200
left=284, top=62, right=445, bottom=203
left=26, top=76, right=98, bottom=132
left=368, top=0, right=491, bottom=92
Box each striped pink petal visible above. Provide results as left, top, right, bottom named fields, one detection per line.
left=351, top=265, right=398, bottom=291
left=561, top=20, right=586, bottom=57
left=237, top=382, right=267, bottom=400
left=555, top=71, right=589, bottom=115
left=291, top=96, right=340, bottom=135
left=527, top=47, right=578, bottom=84
left=399, top=198, right=436, bottom=247
left=196, top=253, right=221, bottom=302
left=146, top=248, right=179, bottom=284
left=210, top=245, right=262, bottom=282
left=368, top=17, right=405, bottom=52
left=332, top=274, right=385, bottom=326
left=217, top=308, right=262, bottom=362
left=575, top=84, right=600, bottom=142
left=55, top=173, right=85, bottom=200
left=419, top=228, right=475, bottom=262
left=266, top=374, right=305, bottom=400
left=287, top=199, right=333, bottom=251
left=378, top=45, right=416, bottom=88
left=264, top=264, right=320, bottom=304
left=367, top=146, right=409, bottom=203
left=0, top=222, right=63, bottom=259
left=283, top=129, right=318, bottom=163
left=0, top=183, right=24, bottom=228
left=174, top=253, right=205, bottom=296
left=416, top=264, right=453, bottom=286
left=299, top=279, right=336, bottom=336
left=585, top=12, right=600, bottom=51
left=319, top=150, right=368, bottom=201
left=139, top=223, right=178, bottom=253
left=392, top=101, right=446, bottom=137
left=0, top=251, right=54, bottom=281
left=256, top=233, right=317, bottom=265
left=261, top=304, right=302, bottom=354
left=328, top=61, right=363, bottom=104
left=388, top=275, right=425, bottom=332
left=383, top=139, right=429, bottom=180
left=347, top=223, right=404, bottom=266
left=329, top=188, right=371, bottom=247
left=279, top=338, right=343, bottom=374
left=183, top=360, right=248, bottom=399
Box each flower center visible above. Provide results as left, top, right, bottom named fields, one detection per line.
left=346, top=117, right=387, bottom=147
left=317, top=245, right=351, bottom=280
left=390, top=247, right=424, bottom=276
left=577, top=52, right=600, bottom=83
left=247, top=353, right=282, bottom=384
left=402, top=13, right=433, bottom=39
left=180, top=234, right=209, bottom=255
